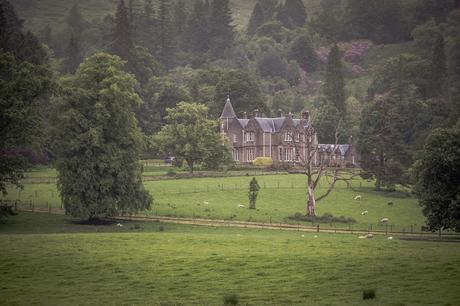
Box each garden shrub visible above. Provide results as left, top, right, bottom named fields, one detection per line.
left=252, top=157, right=273, bottom=166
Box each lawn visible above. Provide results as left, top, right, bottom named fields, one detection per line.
left=1, top=212, right=459, bottom=305
left=4, top=171, right=426, bottom=233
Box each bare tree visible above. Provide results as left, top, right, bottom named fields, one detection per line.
left=290, top=120, right=359, bottom=216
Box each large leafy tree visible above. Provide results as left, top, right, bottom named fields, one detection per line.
left=288, top=33, right=318, bottom=73
left=414, top=128, right=460, bottom=232
left=52, top=52, right=152, bottom=220
left=0, top=0, right=53, bottom=196
left=155, top=102, right=232, bottom=173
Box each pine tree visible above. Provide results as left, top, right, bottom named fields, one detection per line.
left=324, top=44, right=346, bottom=115
left=248, top=177, right=260, bottom=209
left=247, top=2, right=264, bottom=36
left=111, top=0, right=133, bottom=60
left=209, top=0, right=234, bottom=57
left=157, top=0, right=175, bottom=67
left=67, top=3, right=85, bottom=34
left=173, top=0, right=187, bottom=39
left=63, top=33, right=83, bottom=74
left=284, top=0, right=307, bottom=28
left=183, top=0, right=210, bottom=53
left=430, top=33, right=447, bottom=98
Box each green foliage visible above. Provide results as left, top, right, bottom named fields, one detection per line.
left=288, top=212, right=356, bottom=224
left=182, top=0, right=210, bottom=53
left=413, top=128, right=460, bottom=232
left=247, top=2, right=264, bottom=36
left=155, top=102, right=232, bottom=173
left=52, top=52, right=152, bottom=220
left=254, top=21, right=289, bottom=43
left=430, top=34, right=447, bottom=98
left=252, top=157, right=273, bottom=167
left=0, top=37, right=53, bottom=195
left=214, top=69, right=267, bottom=117
left=362, top=289, right=376, bottom=300
left=157, top=0, right=175, bottom=67
left=324, top=44, right=346, bottom=115
left=248, top=177, right=260, bottom=209
left=288, top=33, right=318, bottom=73
left=279, top=0, right=307, bottom=29
left=209, top=0, right=234, bottom=57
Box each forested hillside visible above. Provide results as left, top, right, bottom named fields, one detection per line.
left=2, top=0, right=460, bottom=193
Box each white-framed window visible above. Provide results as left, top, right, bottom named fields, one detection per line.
left=233, top=149, right=240, bottom=161
left=295, top=133, right=300, bottom=142
left=284, top=132, right=292, bottom=142
left=247, top=148, right=255, bottom=161
left=246, top=132, right=255, bottom=142
left=232, top=135, right=237, bottom=143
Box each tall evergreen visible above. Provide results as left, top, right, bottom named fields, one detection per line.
left=63, top=33, right=83, bottom=74
left=183, top=0, right=210, bottom=53
left=284, top=0, right=307, bottom=28
left=110, top=0, right=133, bottom=60
left=67, top=3, right=85, bottom=34
left=430, top=34, right=447, bottom=98
left=209, top=0, right=234, bottom=57
left=173, top=0, right=187, bottom=39
left=247, top=2, right=264, bottom=36
left=324, top=44, right=346, bottom=115
left=157, top=0, right=175, bottom=67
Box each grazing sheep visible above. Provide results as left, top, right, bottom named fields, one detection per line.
left=361, top=210, right=369, bottom=215
left=238, top=204, right=245, bottom=208
left=116, top=223, right=123, bottom=227
left=203, top=201, right=209, bottom=205
left=388, top=236, right=393, bottom=240
left=358, top=235, right=367, bottom=239
left=366, top=233, right=373, bottom=238
left=380, top=218, right=389, bottom=223
left=354, top=195, right=362, bottom=200
left=301, top=234, right=305, bottom=238
left=314, top=235, right=318, bottom=238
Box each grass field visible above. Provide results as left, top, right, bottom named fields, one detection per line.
left=1, top=212, right=459, bottom=305
left=4, top=168, right=426, bottom=233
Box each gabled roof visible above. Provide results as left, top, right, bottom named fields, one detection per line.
left=220, top=98, right=236, bottom=119
left=237, top=119, right=249, bottom=128
left=319, top=144, right=351, bottom=156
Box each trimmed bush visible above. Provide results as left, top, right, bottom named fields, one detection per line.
left=252, top=157, right=273, bottom=166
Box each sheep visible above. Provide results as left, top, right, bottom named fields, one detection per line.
left=361, top=210, right=369, bottom=215
left=238, top=204, right=245, bottom=208
left=380, top=218, right=390, bottom=223
left=358, top=233, right=373, bottom=239
left=301, top=234, right=305, bottom=238
left=116, top=223, right=123, bottom=227
left=203, top=201, right=209, bottom=205
left=314, top=235, right=318, bottom=238
left=354, top=195, right=362, bottom=200
left=388, top=236, right=393, bottom=240
left=358, top=235, right=367, bottom=239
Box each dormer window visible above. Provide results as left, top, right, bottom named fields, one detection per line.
left=284, top=132, right=292, bottom=142
left=246, top=132, right=255, bottom=142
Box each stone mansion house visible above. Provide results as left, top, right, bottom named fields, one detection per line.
left=220, top=98, right=358, bottom=167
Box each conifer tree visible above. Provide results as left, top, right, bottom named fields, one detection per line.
left=248, top=177, right=260, bottom=209
left=247, top=2, right=264, bottom=36
left=111, top=0, right=134, bottom=60
left=284, top=0, right=307, bottom=28
left=183, top=0, right=210, bottom=53
left=209, top=0, right=234, bottom=57
left=324, top=44, right=346, bottom=115
left=157, top=0, right=175, bottom=67
left=67, top=3, right=85, bottom=34
left=63, top=33, right=83, bottom=74
left=430, top=33, right=447, bottom=98
left=173, top=0, right=187, bottom=39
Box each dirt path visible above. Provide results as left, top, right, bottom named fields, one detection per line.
left=18, top=208, right=460, bottom=240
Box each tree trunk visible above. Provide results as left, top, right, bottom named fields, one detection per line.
left=306, top=182, right=316, bottom=216
left=187, top=160, right=194, bottom=174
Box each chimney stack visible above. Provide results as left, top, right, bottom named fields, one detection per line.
left=253, top=109, right=260, bottom=118
left=278, top=109, right=284, bottom=117
left=243, top=111, right=247, bottom=119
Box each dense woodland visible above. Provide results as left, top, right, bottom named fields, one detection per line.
left=1, top=0, right=460, bottom=223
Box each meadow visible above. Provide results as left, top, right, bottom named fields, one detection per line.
left=4, top=167, right=427, bottom=234
left=1, top=212, right=459, bottom=305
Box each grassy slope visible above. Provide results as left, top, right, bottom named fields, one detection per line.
left=1, top=212, right=460, bottom=305
left=4, top=171, right=425, bottom=232
left=12, top=0, right=321, bottom=32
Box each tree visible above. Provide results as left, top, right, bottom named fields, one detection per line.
left=288, top=33, right=318, bottom=73
left=183, top=0, right=210, bottom=53
left=324, top=44, right=346, bottom=115
left=214, top=69, right=268, bottom=117
left=413, top=128, right=460, bottom=232
left=157, top=0, right=175, bottom=67
left=248, top=177, right=260, bottom=209
left=247, top=2, right=264, bottom=36
left=173, top=0, right=187, bottom=40
left=256, top=46, right=288, bottom=79
left=110, top=0, right=133, bottom=60
left=209, top=0, right=234, bottom=57
left=155, top=102, right=231, bottom=173
left=283, top=0, right=307, bottom=28
left=0, top=53, right=52, bottom=195
left=52, top=52, right=152, bottom=220
left=62, top=33, right=83, bottom=74
left=66, top=3, right=85, bottom=34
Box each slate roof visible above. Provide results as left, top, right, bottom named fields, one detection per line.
left=237, top=119, right=249, bottom=128
left=252, top=117, right=287, bottom=132
left=319, top=144, right=351, bottom=156
left=220, top=98, right=236, bottom=119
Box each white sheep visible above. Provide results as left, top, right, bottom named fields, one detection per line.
left=354, top=195, right=362, bottom=200
left=380, top=218, right=389, bottom=223
left=361, top=210, right=368, bottom=215
left=388, top=236, right=393, bottom=240
left=238, top=204, right=245, bottom=208
left=314, top=235, right=318, bottom=238
left=358, top=235, right=367, bottom=239
left=116, top=223, right=123, bottom=227
left=366, top=233, right=373, bottom=238
left=203, top=201, right=209, bottom=205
